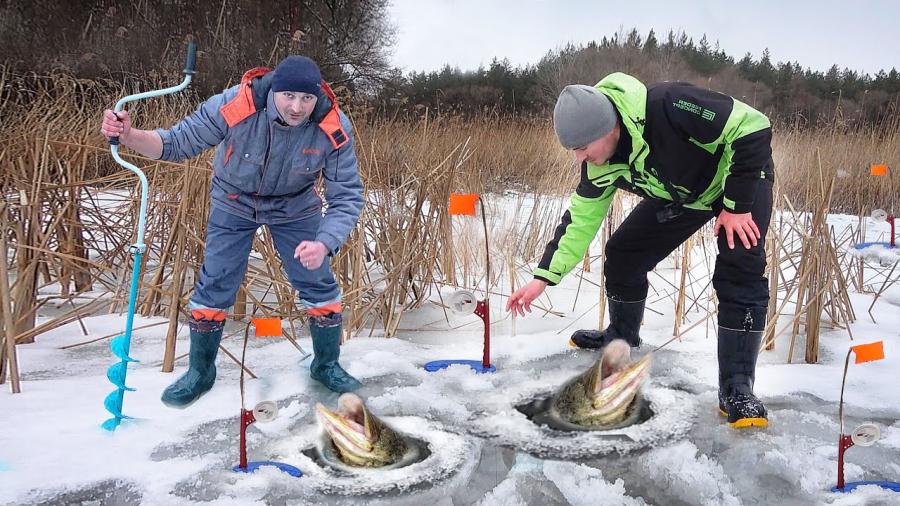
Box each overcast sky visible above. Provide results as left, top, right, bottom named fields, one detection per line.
left=388, top=0, right=899, bottom=75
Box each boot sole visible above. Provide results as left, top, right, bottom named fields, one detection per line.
left=718, top=408, right=768, bottom=428
left=161, top=382, right=215, bottom=409
left=310, top=373, right=362, bottom=393
left=161, top=391, right=209, bottom=409
left=568, top=338, right=603, bottom=350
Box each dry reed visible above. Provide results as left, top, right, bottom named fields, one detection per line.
left=1, top=68, right=898, bottom=389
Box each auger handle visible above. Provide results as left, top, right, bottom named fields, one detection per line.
left=184, top=41, right=197, bottom=75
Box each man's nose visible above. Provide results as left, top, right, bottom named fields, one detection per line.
left=574, top=150, right=587, bottom=164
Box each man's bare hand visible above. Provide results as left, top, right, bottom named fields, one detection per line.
left=506, top=279, right=548, bottom=317
left=294, top=240, right=329, bottom=270
left=714, top=209, right=760, bottom=249
left=101, top=109, right=131, bottom=142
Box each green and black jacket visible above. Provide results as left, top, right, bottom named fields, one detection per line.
left=534, top=72, right=773, bottom=286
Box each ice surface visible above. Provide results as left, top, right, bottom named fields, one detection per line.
left=2, top=201, right=899, bottom=505
left=543, top=460, right=647, bottom=506
left=633, top=441, right=740, bottom=506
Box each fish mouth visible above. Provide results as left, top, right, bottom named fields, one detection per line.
left=316, top=394, right=392, bottom=466
left=556, top=340, right=653, bottom=427
left=585, top=353, right=653, bottom=425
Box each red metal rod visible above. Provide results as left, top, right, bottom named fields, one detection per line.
left=476, top=299, right=491, bottom=368
left=239, top=409, right=256, bottom=469
left=837, top=434, right=854, bottom=490
left=889, top=215, right=895, bottom=247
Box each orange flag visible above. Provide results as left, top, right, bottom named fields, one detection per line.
left=252, top=318, right=282, bottom=337
left=870, top=164, right=889, bottom=177
left=449, top=193, right=479, bottom=216
left=851, top=341, right=884, bottom=364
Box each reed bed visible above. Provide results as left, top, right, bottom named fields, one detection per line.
left=1, top=69, right=898, bottom=390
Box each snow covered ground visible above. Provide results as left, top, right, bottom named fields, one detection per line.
left=2, top=203, right=899, bottom=505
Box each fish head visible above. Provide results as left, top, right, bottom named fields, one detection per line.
left=315, top=393, right=404, bottom=467
left=584, top=338, right=634, bottom=396
left=558, top=339, right=653, bottom=427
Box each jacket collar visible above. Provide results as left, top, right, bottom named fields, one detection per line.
left=596, top=73, right=649, bottom=166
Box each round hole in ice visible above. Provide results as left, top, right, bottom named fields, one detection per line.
left=302, top=433, right=432, bottom=474
left=515, top=392, right=654, bottom=432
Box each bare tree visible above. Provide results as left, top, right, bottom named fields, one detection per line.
left=0, top=0, right=396, bottom=95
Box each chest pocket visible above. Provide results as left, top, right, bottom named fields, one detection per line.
left=221, top=140, right=264, bottom=193
left=280, top=150, right=326, bottom=195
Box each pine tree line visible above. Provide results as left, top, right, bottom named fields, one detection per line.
left=2, top=6, right=896, bottom=130
left=372, top=28, right=899, bottom=129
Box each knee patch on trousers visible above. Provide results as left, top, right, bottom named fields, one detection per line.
left=189, top=308, right=227, bottom=333
left=307, top=302, right=342, bottom=328
left=311, top=312, right=342, bottom=328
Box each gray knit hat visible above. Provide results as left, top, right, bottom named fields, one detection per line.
left=553, top=85, right=617, bottom=149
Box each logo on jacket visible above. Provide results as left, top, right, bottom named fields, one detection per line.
left=302, top=148, right=321, bottom=155
left=673, top=99, right=716, bottom=121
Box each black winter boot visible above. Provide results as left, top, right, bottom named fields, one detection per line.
left=570, top=297, right=644, bottom=349
left=717, top=307, right=768, bottom=428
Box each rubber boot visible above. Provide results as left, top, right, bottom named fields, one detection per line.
left=161, top=317, right=223, bottom=408
left=570, top=297, right=644, bottom=349
left=718, top=307, right=768, bottom=428
left=309, top=314, right=362, bottom=393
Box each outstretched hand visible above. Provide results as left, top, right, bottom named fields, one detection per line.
left=506, top=279, right=548, bottom=317
left=714, top=209, right=760, bottom=249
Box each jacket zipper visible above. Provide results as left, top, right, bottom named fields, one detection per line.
left=628, top=143, right=649, bottom=194
left=252, top=121, right=274, bottom=220
left=257, top=120, right=273, bottom=195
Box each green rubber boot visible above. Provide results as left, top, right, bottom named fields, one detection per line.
left=309, top=314, right=361, bottom=393
left=161, top=317, right=223, bottom=408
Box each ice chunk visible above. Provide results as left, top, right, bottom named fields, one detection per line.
left=543, top=460, right=647, bottom=506
left=634, top=441, right=740, bottom=506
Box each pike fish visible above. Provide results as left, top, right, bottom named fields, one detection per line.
left=554, top=339, right=652, bottom=427
left=315, top=393, right=407, bottom=467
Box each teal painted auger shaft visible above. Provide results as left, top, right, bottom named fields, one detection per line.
left=103, top=41, right=197, bottom=431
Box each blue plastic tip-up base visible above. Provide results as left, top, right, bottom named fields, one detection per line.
left=424, top=359, right=496, bottom=373
left=233, top=461, right=303, bottom=478
left=853, top=242, right=899, bottom=250
left=832, top=481, right=900, bottom=493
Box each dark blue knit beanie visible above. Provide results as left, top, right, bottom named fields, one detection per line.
left=271, top=56, right=322, bottom=95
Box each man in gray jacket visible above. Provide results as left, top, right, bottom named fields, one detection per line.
left=101, top=56, right=365, bottom=406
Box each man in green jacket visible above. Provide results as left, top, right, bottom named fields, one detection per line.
left=506, top=73, right=774, bottom=429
